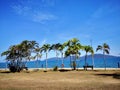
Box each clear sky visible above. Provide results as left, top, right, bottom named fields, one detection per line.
left=0, top=0, right=120, bottom=61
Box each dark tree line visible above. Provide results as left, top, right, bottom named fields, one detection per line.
left=1, top=38, right=110, bottom=72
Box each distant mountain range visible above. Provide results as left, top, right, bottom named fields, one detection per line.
left=0, top=54, right=120, bottom=68
left=45, top=54, right=120, bottom=61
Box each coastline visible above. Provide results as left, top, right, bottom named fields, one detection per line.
left=0, top=67, right=120, bottom=71
left=26, top=67, right=120, bottom=71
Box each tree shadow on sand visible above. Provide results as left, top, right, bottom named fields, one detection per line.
left=59, top=69, right=72, bottom=72
left=0, top=71, right=11, bottom=73
left=95, top=73, right=120, bottom=79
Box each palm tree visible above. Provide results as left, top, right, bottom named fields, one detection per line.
left=41, top=44, right=51, bottom=70
left=58, top=43, right=65, bottom=68
left=64, top=40, right=72, bottom=67
left=83, top=45, right=94, bottom=70
left=96, top=43, right=110, bottom=70
left=1, top=45, right=21, bottom=72
left=1, top=40, right=39, bottom=72
left=64, top=38, right=82, bottom=70
left=50, top=43, right=61, bottom=67
left=21, top=40, right=38, bottom=56
left=19, top=40, right=38, bottom=69
left=34, top=46, right=42, bottom=68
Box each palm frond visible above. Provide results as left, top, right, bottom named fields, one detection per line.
left=1, top=51, right=10, bottom=56
left=104, top=49, right=110, bottom=54
left=103, top=43, right=110, bottom=50
left=96, top=45, right=102, bottom=51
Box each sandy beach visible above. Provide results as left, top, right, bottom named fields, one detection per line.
left=0, top=69, right=120, bottom=90
left=0, top=67, right=120, bottom=71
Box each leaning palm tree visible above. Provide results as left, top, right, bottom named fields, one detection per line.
left=83, top=45, right=94, bottom=70
left=96, top=43, right=110, bottom=70
left=1, top=45, right=22, bottom=72
left=41, top=44, right=51, bottom=70
left=1, top=40, right=39, bottom=72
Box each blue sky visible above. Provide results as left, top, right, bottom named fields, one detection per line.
left=0, top=0, right=120, bottom=61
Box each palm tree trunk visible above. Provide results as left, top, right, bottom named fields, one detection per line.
left=61, top=52, right=63, bottom=64
left=37, top=55, right=38, bottom=68
left=85, top=53, right=87, bottom=70
left=74, top=54, right=77, bottom=70
left=103, top=51, right=106, bottom=70
left=5, top=60, right=8, bottom=70
left=61, top=52, right=64, bottom=68
left=5, top=55, right=7, bottom=70
left=70, top=55, right=72, bottom=68
left=57, top=51, right=59, bottom=67
left=55, top=50, right=58, bottom=67
left=46, top=52, right=48, bottom=70
left=92, top=55, right=94, bottom=67
left=85, top=53, right=87, bottom=66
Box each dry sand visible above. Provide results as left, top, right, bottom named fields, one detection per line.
left=0, top=69, right=120, bottom=90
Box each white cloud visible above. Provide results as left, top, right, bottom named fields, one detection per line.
left=91, top=4, right=116, bottom=19
left=33, top=12, right=57, bottom=23
left=12, top=5, right=31, bottom=16
left=11, top=0, right=57, bottom=24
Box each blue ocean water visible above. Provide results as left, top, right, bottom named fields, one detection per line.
left=0, top=56, right=120, bottom=68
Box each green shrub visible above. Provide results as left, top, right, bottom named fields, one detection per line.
left=53, top=66, right=58, bottom=71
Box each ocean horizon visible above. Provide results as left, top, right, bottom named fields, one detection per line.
left=0, top=54, right=120, bottom=69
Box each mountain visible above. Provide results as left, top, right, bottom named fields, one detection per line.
left=45, top=54, right=120, bottom=61
left=35, top=54, right=120, bottom=68
left=0, top=54, right=120, bottom=68
left=80, top=54, right=119, bottom=60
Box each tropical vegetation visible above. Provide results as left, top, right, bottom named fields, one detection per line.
left=1, top=38, right=110, bottom=72
left=1, top=40, right=38, bottom=72
left=96, top=43, right=110, bottom=70
left=64, top=38, right=82, bottom=70
left=41, top=44, right=51, bottom=71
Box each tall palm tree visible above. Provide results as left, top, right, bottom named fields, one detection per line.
left=34, top=46, right=42, bottom=68
left=50, top=43, right=61, bottom=66
left=64, top=38, right=82, bottom=70
left=83, top=45, right=94, bottom=70
left=96, top=43, right=110, bottom=70
left=41, top=44, right=51, bottom=70
left=64, top=40, right=72, bottom=67
left=19, top=40, right=38, bottom=69
left=58, top=43, right=65, bottom=68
